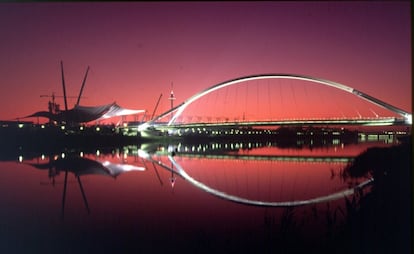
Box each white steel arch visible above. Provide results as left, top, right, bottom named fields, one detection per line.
left=141, top=74, right=411, bottom=129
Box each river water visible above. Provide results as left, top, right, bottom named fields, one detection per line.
left=0, top=135, right=410, bottom=253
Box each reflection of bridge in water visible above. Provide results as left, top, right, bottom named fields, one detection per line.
left=145, top=143, right=356, bottom=163
left=136, top=74, right=411, bottom=137
left=167, top=153, right=353, bottom=163
left=140, top=151, right=373, bottom=208
left=10, top=141, right=377, bottom=211
left=136, top=139, right=382, bottom=207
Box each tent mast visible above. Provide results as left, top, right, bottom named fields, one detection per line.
left=60, top=61, right=68, bottom=111
left=76, top=66, right=90, bottom=106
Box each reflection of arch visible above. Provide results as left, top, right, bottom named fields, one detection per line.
left=147, top=153, right=373, bottom=207
left=143, top=74, right=411, bottom=128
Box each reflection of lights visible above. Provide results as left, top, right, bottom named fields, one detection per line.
left=167, top=146, right=175, bottom=153
left=170, top=177, right=176, bottom=188
left=120, top=164, right=145, bottom=171
left=138, top=149, right=150, bottom=159
left=101, top=160, right=145, bottom=172
left=18, top=155, right=23, bottom=162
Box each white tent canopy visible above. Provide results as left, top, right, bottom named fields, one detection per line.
left=24, top=102, right=145, bottom=123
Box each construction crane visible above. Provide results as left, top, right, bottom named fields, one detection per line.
left=40, top=61, right=89, bottom=114
left=40, top=93, right=83, bottom=114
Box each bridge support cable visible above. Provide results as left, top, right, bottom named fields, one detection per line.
left=267, top=80, right=272, bottom=120
left=353, top=89, right=411, bottom=124
left=234, top=84, right=239, bottom=121
left=278, top=80, right=283, bottom=119
left=256, top=80, right=260, bottom=119
left=245, top=82, right=249, bottom=122
left=289, top=81, right=298, bottom=117
left=333, top=91, right=345, bottom=119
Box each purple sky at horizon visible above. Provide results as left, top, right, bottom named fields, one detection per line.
left=0, top=2, right=411, bottom=122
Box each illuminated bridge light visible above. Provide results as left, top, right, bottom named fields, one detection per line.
left=18, top=155, right=23, bottom=162
left=405, top=114, right=412, bottom=124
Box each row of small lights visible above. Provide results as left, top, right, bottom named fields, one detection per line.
left=177, top=127, right=351, bottom=137
left=176, top=128, right=274, bottom=136
left=171, top=151, right=350, bottom=164
left=175, top=142, right=273, bottom=153
left=14, top=123, right=104, bottom=132
left=173, top=138, right=346, bottom=154
left=17, top=147, right=134, bottom=163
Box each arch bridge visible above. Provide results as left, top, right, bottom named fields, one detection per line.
left=138, top=74, right=411, bottom=132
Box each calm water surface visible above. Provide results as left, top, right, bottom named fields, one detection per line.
left=0, top=138, right=408, bottom=253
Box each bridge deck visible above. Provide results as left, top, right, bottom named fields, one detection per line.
left=160, top=117, right=404, bottom=129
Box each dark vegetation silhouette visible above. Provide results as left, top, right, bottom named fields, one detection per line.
left=337, top=139, right=412, bottom=254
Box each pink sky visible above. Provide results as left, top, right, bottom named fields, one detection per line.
left=0, top=2, right=411, bottom=122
